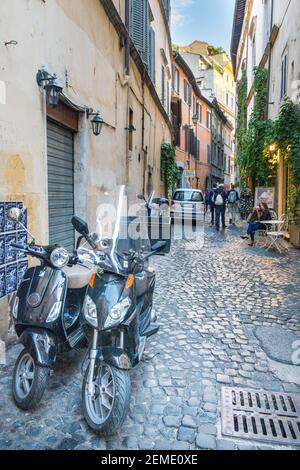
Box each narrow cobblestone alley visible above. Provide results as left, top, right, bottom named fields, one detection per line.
left=1, top=223, right=300, bottom=451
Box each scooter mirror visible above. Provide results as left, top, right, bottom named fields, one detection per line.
left=7, top=207, right=22, bottom=223
left=89, top=232, right=101, bottom=245
left=72, top=216, right=89, bottom=236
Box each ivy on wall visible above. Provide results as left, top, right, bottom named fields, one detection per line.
left=160, top=143, right=180, bottom=197
left=270, top=98, right=300, bottom=222
left=236, top=67, right=276, bottom=189
left=236, top=68, right=248, bottom=185
left=236, top=65, right=300, bottom=222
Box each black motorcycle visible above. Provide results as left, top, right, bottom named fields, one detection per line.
left=6, top=207, right=95, bottom=410
left=72, top=186, right=171, bottom=436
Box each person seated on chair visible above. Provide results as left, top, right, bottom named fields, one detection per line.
left=240, top=202, right=272, bottom=246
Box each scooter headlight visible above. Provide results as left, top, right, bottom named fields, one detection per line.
left=83, top=295, right=98, bottom=328
left=46, top=301, right=62, bottom=323
left=50, top=247, right=69, bottom=269
left=104, top=298, right=131, bottom=330
left=12, top=296, right=19, bottom=319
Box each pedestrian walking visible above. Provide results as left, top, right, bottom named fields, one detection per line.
left=240, top=202, right=272, bottom=246
left=227, top=184, right=239, bottom=226
left=204, top=189, right=209, bottom=214
left=213, top=184, right=227, bottom=231
left=208, top=183, right=218, bottom=225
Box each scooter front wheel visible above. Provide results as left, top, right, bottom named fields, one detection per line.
left=12, top=349, right=50, bottom=410
left=82, top=362, right=131, bottom=436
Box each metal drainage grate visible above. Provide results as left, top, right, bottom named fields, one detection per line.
left=221, top=387, right=300, bottom=446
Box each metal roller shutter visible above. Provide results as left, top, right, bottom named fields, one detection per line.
left=47, top=120, right=75, bottom=253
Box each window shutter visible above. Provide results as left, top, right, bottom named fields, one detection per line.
left=130, top=0, right=149, bottom=66
left=161, top=65, right=165, bottom=106
left=148, top=27, right=156, bottom=83
left=162, top=0, right=171, bottom=22
left=189, top=128, right=195, bottom=156
left=184, top=80, right=187, bottom=103
left=184, top=125, right=189, bottom=152
left=172, top=63, right=175, bottom=90
left=167, top=81, right=170, bottom=114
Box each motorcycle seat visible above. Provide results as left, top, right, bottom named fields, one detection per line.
left=63, top=264, right=96, bottom=289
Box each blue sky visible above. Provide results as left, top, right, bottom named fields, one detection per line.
left=171, top=0, right=236, bottom=53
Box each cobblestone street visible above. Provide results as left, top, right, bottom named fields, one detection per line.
left=1, top=222, right=300, bottom=451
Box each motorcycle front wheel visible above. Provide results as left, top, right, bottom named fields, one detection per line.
left=12, top=349, right=50, bottom=410
left=82, top=362, right=131, bottom=436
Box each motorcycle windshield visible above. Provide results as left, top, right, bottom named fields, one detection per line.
left=95, top=185, right=151, bottom=274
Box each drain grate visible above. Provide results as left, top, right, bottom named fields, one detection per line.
left=221, top=387, right=300, bottom=446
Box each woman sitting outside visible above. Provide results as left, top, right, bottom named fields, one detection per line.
left=241, top=202, right=272, bottom=246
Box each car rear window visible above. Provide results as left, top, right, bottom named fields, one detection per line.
left=173, top=191, right=204, bottom=202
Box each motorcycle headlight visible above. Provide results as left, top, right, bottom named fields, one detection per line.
left=46, top=301, right=62, bottom=323
left=83, top=295, right=98, bottom=328
left=104, top=297, right=131, bottom=330
left=50, top=247, right=69, bottom=268
left=12, top=296, right=19, bottom=319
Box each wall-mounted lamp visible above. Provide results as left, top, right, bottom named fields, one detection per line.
left=87, top=109, right=104, bottom=136
left=36, top=70, right=63, bottom=108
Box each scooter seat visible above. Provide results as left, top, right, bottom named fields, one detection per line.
left=63, top=265, right=96, bottom=289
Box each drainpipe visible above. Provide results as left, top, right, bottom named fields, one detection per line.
left=125, top=0, right=130, bottom=185
left=125, top=0, right=130, bottom=76
left=266, top=0, right=274, bottom=120
left=142, top=70, right=146, bottom=195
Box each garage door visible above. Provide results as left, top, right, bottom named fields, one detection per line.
left=47, top=120, right=75, bottom=253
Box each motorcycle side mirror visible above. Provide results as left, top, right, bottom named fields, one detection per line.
left=7, top=207, right=22, bottom=223
left=151, top=241, right=167, bottom=252
left=7, top=206, right=36, bottom=242
left=137, top=193, right=146, bottom=202
left=72, top=216, right=89, bottom=236
left=89, top=232, right=101, bottom=245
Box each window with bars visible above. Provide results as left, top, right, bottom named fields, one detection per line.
left=206, top=111, right=212, bottom=129
left=280, top=54, right=288, bottom=100
left=148, top=26, right=156, bottom=84
left=172, top=66, right=180, bottom=95
left=161, top=65, right=165, bottom=106
left=207, top=144, right=211, bottom=163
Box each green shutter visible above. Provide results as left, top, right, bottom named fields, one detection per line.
left=130, top=0, right=149, bottom=66
left=148, top=27, right=156, bottom=83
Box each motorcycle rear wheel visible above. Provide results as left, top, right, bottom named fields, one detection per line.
left=82, top=362, right=131, bottom=436
left=12, top=348, right=50, bottom=410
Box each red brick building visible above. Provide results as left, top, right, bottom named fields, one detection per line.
left=171, top=51, right=212, bottom=190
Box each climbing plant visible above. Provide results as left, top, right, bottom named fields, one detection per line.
left=236, top=67, right=276, bottom=189
left=269, top=98, right=300, bottom=221
left=236, top=68, right=248, bottom=186
left=160, top=143, right=180, bottom=197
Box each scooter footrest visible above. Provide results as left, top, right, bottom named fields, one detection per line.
left=142, top=324, right=160, bottom=338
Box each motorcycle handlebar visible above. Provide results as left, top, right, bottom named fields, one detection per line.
left=11, top=242, right=27, bottom=251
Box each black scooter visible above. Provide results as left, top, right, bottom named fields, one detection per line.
left=71, top=186, right=171, bottom=436
left=7, top=207, right=95, bottom=410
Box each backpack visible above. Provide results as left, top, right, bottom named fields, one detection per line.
left=214, top=192, right=224, bottom=206
left=228, top=190, right=237, bottom=204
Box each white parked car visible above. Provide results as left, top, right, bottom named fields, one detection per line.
left=170, top=189, right=205, bottom=223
